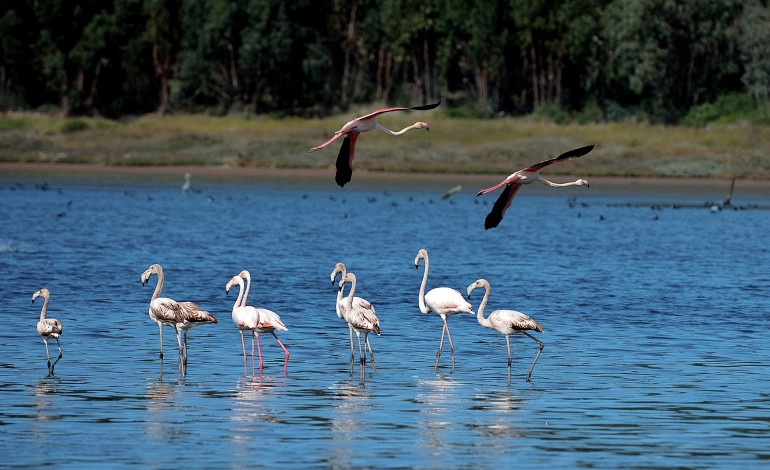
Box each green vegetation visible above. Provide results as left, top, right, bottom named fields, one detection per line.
left=2, top=112, right=769, bottom=179
left=1, top=0, right=769, bottom=125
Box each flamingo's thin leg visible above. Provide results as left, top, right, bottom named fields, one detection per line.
left=239, top=331, right=247, bottom=374
left=157, top=322, right=164, bottom=359
left=256, top=334, right=263, bottom=371
left=435, top=320, right=447, bottom=369
left=506, top=336, right=512, bottom=385
left=444, top=317, right=456, bottom=370
left=272, top=332, right=290, bottom=376
left=365, top=334, right=375, bottom=372
left=42, top=338, right=52, bottom=375
left=50, top=338, right=62, bottom=374
left=523, top=332, right=544, bottom=382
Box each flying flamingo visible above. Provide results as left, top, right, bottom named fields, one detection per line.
left=414, top=248, right=474, bottom=369
left=236, top=270, right=289, bottom=372
left=308, top=101, right=441, bottom=187
left=140, top=263, right=218, bottom=368
left=32, top=288, right=63, bottom=376
left=337, top=272, right=380, bottom=370
left=466, top=279, right=544, bottom=383
left=476, top=145, right=594, bottom=229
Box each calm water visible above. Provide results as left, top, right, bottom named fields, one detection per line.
left=1, top=170, right=770, bottom=468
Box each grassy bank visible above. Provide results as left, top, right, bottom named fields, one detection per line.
left=1, top=110, right=769, bottom=179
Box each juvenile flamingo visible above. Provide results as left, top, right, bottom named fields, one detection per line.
left=237, top=270, right=289, bottom=371
left=32, top=288, right=63, bottom=376
left=309, top=101, right=440, bottom=187
left=414, top=248, right=474, bottom=369
left=466, top=279, right=544, bottom=383
left=225, top=275, right=261, bottom=373
left=140, top=263, right=217, bottom=368
left=330, top=262, right=374, bottom=363
left=476, top=145, right=594, bottom=229
left=338, top=272, right=380, bottom=370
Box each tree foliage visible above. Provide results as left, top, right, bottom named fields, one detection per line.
left=0, top=0, right=766, bottom=123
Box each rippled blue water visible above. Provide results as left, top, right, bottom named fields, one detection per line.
left=1, top=170, right=770, bottom=468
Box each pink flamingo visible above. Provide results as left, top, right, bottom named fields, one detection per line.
left=32, top=288, right=63, bottom=376
left=308, top=101, right=440, bottom=187
left=414, top=249, right=474, bottom=369
left=476, top=145, right=594, bottom=229
left=225, top=275, right=261, bottom=374
left=236, top=270, right=289, bottom=372
left=140, top=264, right=218, bottom=368
left=466, top=279, right=544, bottom=383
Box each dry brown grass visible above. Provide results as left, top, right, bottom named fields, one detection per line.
left=1, top=111, right=769, bottom=179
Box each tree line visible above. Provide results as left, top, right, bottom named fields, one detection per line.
left=1, top=0, right=768, bottom=124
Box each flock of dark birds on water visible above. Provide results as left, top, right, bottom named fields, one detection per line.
left=25, top=100, right=754, bottom=384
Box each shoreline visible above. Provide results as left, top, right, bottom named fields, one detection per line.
left=0, top=162, right=770, bottom=188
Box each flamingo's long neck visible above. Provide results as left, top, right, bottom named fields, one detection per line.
left=335, top=280, right=345, bottom=318
left=241, top=273, right=251, bottom=307
left=537, top=176, right=584, bottom=187
left=231, top=277, right=244, bottom=313
left=151, top=269, right=164, bottom=302
left=417, top=257, right=430, bottom=314
left=375, top=122, right=423, bottom=136
left=475, top=283, right=494, bottom=329
left=38, top=294, right=50, bottom=322
left=346, top=275, right=357, bottom=303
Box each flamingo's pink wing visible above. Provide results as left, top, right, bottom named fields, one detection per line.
left=523, top=145, right=594, bottom=172
left=309, top=132, right=346, bottom=152
left=335, top=133, right=359, bottom=187
left=484, top=183, right=522, bottom=230
left=356, top=100, right=441, bottom=120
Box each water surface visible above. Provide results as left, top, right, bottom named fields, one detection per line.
left=1, top=171, right=769, bottom=468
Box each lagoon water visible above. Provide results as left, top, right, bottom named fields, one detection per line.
left=1, top=170, right=769, bottom=468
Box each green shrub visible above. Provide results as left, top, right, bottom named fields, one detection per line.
left=60, top=119, right=90, bottom=133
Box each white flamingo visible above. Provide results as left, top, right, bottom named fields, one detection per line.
left=32, top=288, right=62, bottom=376
left=414, top=248, right=474, bottom=369
left=182, top=173, right=191, bottom=193
left=337, top=272, right=380, bottom=370
left=308, top=101, right=440, bottom=187
left=225, top=275, right=261, bottom=373
left=476, top=145, right=594, bottom=229
left=140, top=263, right=218, bottom=368
left=237, top=270, right=289, bottom=371
left=466, top=279, right=544, bottom=383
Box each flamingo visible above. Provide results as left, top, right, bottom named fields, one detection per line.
left=225, top=275, right=261, bottom=373
left=466, top=279, right=544, bottom=383
left=414, top=248, right=474, bottom=369
left=182, top=172, right=191, bottom=193
left=237, top=270, right=289, bottom=371
left=308, top=101, right=441, bottom=187
left=476, top=145, right=594, bottom=229
left=337, top=272, right=380, bottom=370
left=330, top=262, right=374, bottom=363
left=32, top=288, right=62, bottom=376
left=140, top=263, right=217, bottom=368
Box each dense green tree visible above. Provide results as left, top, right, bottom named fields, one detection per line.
left=739, top=0, right=770, bottom=103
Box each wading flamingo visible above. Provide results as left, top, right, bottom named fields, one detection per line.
left=466, top=279, right=544, bottom=383
left=338, top=272, right=380, bottom=370
left=237, top=270, right=289, bottom=372
left=141, top=264, right=217, bottom=368
left=225, top=275, right=261, bottom=373
left=309, top=101, right=441, bottom=187
left=476, top=145, right=594, bottom=229
left=414, top=248, right=474, bottom=369
left=330, top=262, right=374, bottom=363
left=32, top=288, right=62, bottom=376
left=182, top=172, right=191, bottom=193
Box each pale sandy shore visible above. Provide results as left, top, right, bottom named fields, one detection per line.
left=2, top=161, right=770, bottom=194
